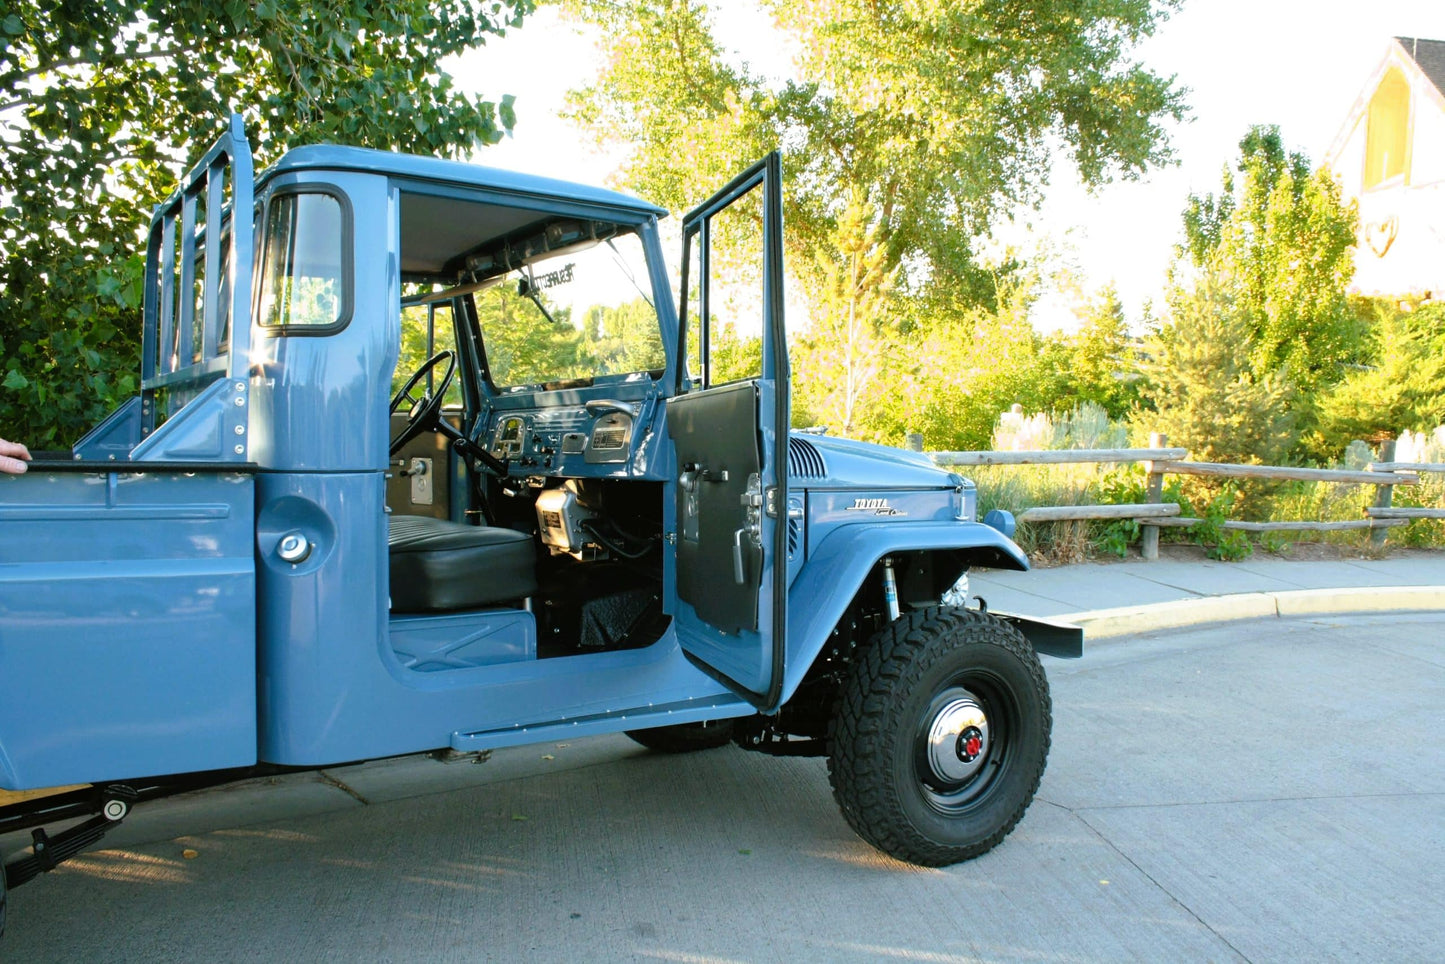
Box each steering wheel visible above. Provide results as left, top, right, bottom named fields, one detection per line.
left=389, top=350, right=457, bottom=456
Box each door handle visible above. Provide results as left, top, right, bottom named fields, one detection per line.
left=732, top=528, right=747, bottom=584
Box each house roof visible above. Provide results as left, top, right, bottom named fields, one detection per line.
left=1323, top=36, right=1445, bottom=169
left=1396, top=37, right=1445, bottom=97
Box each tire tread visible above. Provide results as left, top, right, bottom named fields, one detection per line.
left=827, top=607, right=1052, bottom=866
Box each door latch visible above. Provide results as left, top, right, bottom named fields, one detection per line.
left=732, top=472, right=763, bottom=584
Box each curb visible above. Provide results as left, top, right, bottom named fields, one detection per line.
left=1061, top=585, right=1445, bottom=639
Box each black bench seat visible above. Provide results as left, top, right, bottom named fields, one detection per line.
left=388, top=515, right=537, bottom=613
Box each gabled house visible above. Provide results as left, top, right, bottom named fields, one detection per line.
left=1323, top=37, right=1445, bottom=298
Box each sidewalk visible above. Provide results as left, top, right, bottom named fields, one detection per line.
left=972, top=549, right=1445, bottom=638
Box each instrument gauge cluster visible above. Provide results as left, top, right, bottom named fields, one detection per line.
left=491, top=415, right=528, bottom=458
left=484, top=400, right=645, bottom=474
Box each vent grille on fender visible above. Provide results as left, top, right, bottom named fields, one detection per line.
left=787, top=436, right=827, bottom=479
left=787, top=517, right=801, bottom=556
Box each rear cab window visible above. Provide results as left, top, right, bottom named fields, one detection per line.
left=257, top=190, right=351, bottom=333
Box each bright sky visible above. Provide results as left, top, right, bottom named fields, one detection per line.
left=451, top=1, right=1445, bottom=332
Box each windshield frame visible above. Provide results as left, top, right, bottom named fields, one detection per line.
left=465, top=221, right=668, bottom=394
left=390, top=179, right=679, bottom=402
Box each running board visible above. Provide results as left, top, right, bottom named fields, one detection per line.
left=452, top=697, right=750, bottom=752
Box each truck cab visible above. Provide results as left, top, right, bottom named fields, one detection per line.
left=1, top=119, right=1078, bottom=927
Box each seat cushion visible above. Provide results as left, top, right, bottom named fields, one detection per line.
left=388, top=516, right=538, bottom=613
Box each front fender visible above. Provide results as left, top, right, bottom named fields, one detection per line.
left=781, top=521, right=1028, bottom=703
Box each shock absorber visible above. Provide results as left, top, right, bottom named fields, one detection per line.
left=881, top=556, right=901, bottom=622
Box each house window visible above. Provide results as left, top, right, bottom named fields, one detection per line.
left=1364, top=67, right=1411, bottom=189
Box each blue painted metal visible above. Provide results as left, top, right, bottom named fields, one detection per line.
left=390, top=610, right=535, bottom=671
left=248, top=171, right=395, bottom=473
left=0, top=469, right=256, bottom=790
left=0, top=118, right=1061, bottom=800
left=779, top=520, right=1030, bottom=703
left=984, top=508, right=1018, bottom=539
left=669, top=152, right=789, bottom=709
left=262, top=145, right=666, bottom=218
left=71, top=396, right=143, bottom=461
left=128, top=377, right=250, bottom=462
left=140, top=114, right=254, bottom=453
left=252, top=470, right=735, bottom=765
left=451, top=693, right=752, bottom=752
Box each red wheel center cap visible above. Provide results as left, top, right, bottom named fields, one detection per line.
left=964, top=736, right=982, bottom=757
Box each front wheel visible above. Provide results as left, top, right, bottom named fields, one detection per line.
left=828, top=607, right=1051, bottom=866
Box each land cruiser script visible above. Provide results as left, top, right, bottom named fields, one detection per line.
left=846, top=497, right=906, bottom=516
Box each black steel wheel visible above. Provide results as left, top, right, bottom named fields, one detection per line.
left=828, top=607, right=1051, bottom=866
left=625, top=719, right=736, bottom=753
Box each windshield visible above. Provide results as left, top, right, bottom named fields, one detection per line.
left=471, top=227, right=665, bottom=391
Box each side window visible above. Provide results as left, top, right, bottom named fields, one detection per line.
left=257, top=191, right=349, bottom=330
left=682, top=182, right=766, bottom=388
left=396, top=300, right=463, bottom=407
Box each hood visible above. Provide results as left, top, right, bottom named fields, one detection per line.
left=788, top=433, right=958, bottom=488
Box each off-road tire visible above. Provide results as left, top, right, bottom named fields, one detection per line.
left=827, top=606, right=1051, bottom=866
left=625, top=719, right=736, bottom=753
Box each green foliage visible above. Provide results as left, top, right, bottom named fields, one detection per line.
left=1094, top=469, right=1145, bottom=558
left=1042, top=285, right=1143, bottom=420
left=1137, top=279, right=1298, bottom=466
left=563, top=0, right=1184, bottom=286
left=790, top=200, right=896, bottom=434
left=1, top=0, right=533, bottom=445
left=708, top=322, right=764, bottom=385
left=1260, top=532, right=1292, bottom=555
left=472, top=285, right=667, bottom=389
left=874, top=295, right=1057, bottom=451
left=1312, top=300, right=1445, bottom=456
left=582, top=299, right=670, bottom=377
left=561, top=0, right=1185, bottom=443
left=1189, top=485, right=1253, bottom=561
left=1179, top=125, right=1361, bottom=406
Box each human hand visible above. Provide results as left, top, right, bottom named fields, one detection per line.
left=0, top=437, right=31, bottom=474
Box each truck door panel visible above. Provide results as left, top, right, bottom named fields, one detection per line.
left=0, top=467, right=257, bottom=790
left=667, top=153, right=789, bottom=708
left=667, top=381, right=762, bottom=633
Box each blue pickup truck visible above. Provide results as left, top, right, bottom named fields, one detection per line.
left=0, top=118, right=1079, bottom=934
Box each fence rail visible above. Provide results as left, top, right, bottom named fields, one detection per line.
left=929, top=433, right=1443, bottom=560
left=928, top=447, right=1188, bottom=466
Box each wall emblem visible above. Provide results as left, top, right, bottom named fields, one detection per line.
left=1365, top=216, right=1399, bottom=257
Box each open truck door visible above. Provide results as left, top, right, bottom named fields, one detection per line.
left=0, top=118, right=258, bottom=791
left=665, top=153, right=789, bottom=709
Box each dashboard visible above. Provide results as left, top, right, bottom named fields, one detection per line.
left=486, top=400, right=641, bottom=474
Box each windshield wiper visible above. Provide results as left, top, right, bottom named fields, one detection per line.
left=518, top=267, right=561, bottom=327
left=606, top=238, right=654, bottom=310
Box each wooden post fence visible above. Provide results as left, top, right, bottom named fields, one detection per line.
left=1141, top=432, right=1167, bottom=561
left=1370, top=440, right=1397, bottom=550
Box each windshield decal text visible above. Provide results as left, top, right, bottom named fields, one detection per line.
left=535, top=263, right=575, bottom=289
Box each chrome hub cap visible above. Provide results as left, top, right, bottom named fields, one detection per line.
left=924, top=691, right=990, bottom=785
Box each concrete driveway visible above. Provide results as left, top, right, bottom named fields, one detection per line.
left=4, top=612, right=1442, bottom=962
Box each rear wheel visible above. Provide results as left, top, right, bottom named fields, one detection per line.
left=625, top=720, right=736, bottom=753
left=828, top=607, right=1051, bottom=866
